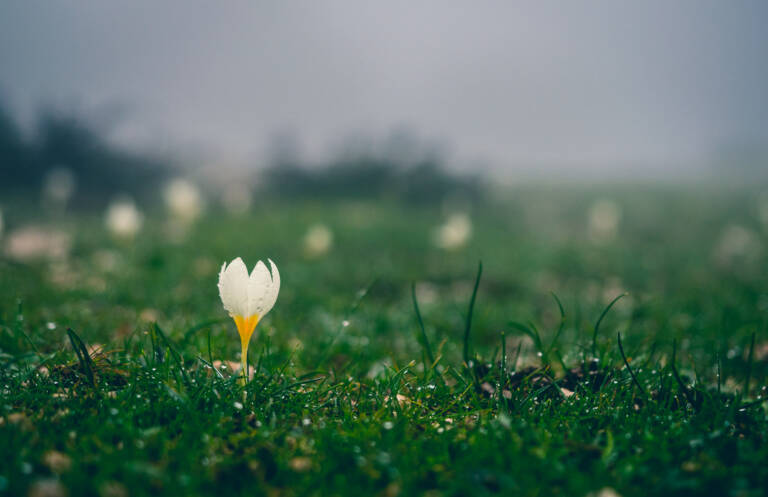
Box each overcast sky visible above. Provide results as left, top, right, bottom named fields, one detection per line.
left=1, top=1, right=767, bottom=177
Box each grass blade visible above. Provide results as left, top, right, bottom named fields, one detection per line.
left=318, top=279, right=377, bottom=366
left=499, top=330, right=507, bottom=412
left=66, top=328, right=95, bottom=388
left=744, top=330, right=756, bottom=398
left=670, top=338, right=694, bottom=407
left=183, top=318, right=227, bottom=340
left=463, top=261, right=483, bottom=366
left=411, top=282, right=435, bottom=367
left=591, top=293, right=627, bottom=357
left=545, top=292, right=566, bottom=358
left=617, top=332, right=647, bottom=400
left=154, top=323, right=190, bottom=385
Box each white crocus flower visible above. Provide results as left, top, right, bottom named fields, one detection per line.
left=164, top=178, right=203, bottom=223
left=587, top=199, right=621, bottom=242
left=105, top=197, right=143, bottom=240
left=218, top=257, right=280, bottom=384
left=303, top=224, right=333, bottom=258
left=433, top=213, right=472, bottom=250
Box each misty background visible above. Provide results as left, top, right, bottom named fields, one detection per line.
left=1, top=0, right=767, bottom=187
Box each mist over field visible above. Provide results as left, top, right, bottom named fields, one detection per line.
left=1, top=0, right=767, bottom=180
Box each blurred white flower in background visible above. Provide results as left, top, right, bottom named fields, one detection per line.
left=714, top=224, right=761, bottom=266
left=414, top=282, right=439, bottom=305
left=105, top=197, right=143, bottom=240
left=433, top=213, right=472, bottom=250
left=92, top=249, right=122, bottom=273
left=588, top=487, right=622, bottom=497
left=4, top=226, right=71, bottom=261
left=164, top=178, right=203, bottom=223
left=42, top=167, right=76, bottom=206
left=303, top=224, right=334, bottom=257
left=221, top=182, right=253, bottom=215
left=587, top=199, right=621, bottom=242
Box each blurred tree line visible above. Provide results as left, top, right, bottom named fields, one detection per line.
left=263, top=156, right=483, bottom=205
left=0, top=104, right=168, bottom=208
left=262, top=130, right=484, bottom=204
left=0, top=102, right=484, bottom=209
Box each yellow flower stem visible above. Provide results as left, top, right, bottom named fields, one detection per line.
left=233, top=314, right=260, bottom=397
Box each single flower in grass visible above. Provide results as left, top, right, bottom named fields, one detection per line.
left=218, top=257, right=280, bottom=385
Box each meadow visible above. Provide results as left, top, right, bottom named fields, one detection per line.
left=1, top=182, right=767, bottom=497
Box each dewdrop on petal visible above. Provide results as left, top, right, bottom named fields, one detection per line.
left=218, top=257, right=280, bottom=385
left=105, top=197, right=143, bottom=240
left=164, top=178, right=203, bottom=223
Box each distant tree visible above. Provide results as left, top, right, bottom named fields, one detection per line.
left=0, top=102, right=169, bottom=208
left=0, top=105, right=41, bottom=188
left=260, top=132, right=484, bottom=204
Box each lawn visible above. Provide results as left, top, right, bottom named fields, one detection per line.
left=1, top=184, right=767, bottom=497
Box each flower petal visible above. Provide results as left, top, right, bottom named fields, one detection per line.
left=248, top=259, right=275, bottom=317
left=265, top=258, right=280, bottom=313
left=218, top=257, right=249, bottom=316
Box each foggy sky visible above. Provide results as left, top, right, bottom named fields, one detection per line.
left=1, top=1, right=767, bottom=177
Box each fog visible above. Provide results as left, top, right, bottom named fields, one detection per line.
left=1, top=1, right=767, bottom=178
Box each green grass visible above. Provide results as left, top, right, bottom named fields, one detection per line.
left=1, top=184, right=767, bottom=496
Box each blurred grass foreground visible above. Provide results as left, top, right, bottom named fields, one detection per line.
left=1, top=104, right=768, bottom=496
